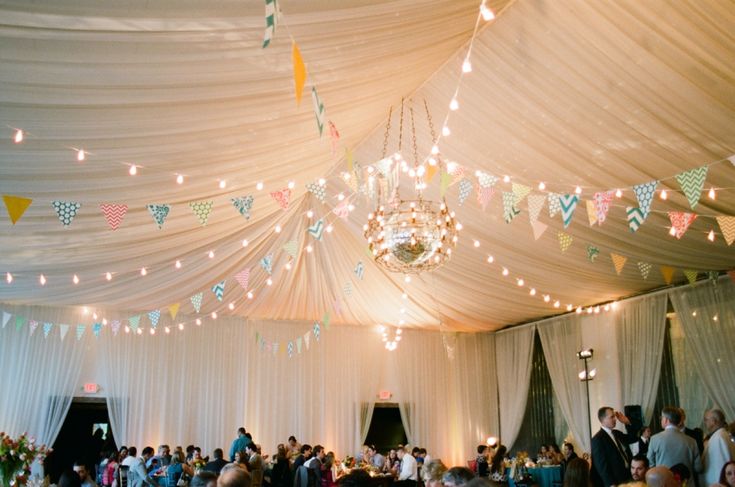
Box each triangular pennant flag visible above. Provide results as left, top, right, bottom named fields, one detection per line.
left=59, top=324, right=70, bottom=341
left=282, top=240, right=298, bottom=258
left=308, top=218, right=325, bottom=241
left=728, top=270, right=735, bottom=283
left=189, top=200, right=213, bottom=226
left=476, top=185, right=494, bottom=210
left=260, top=254, right=273, bottom=275
left=93, top=322, right=102, bottom=338
left=343, top=281, right=352, bottom=297
left=502, top=191, right=521, bottom=223
left=231, top=196, right=254, bottom=220
left=633, top=180, right=658, bottom=218
left=168, top=303, right=180, bottom=320
left=3, top=195, right=33, bottom=224
left=661, top=266, right=676, bottom=285
left=729, top=155, right=735, bottom=167
left=255, top=331, right=260, bottom=345
left=52, top=201, right=81, bottom=227
left=559, top=194, right=579, bottom=228
left=426, top=163, right=438, bottom=184
left=235, top=268, right=251, bottom=290
left=322, top=311, right=330, bottom=330
left=593, top=191, right=614, bottom=225
left=458, top=179, right=472, bottom=206
left=527, top=194, right=546, bottom=222
left=15, top=315, right=25, bottom=332
left=43, top=322, right=53, bottom=338
left=76, top=324, right=86, bottom=341
left=148, top=309, right=161, bottom=328
left=668, top=211, right=697, bottom=239
left=447, top=163, right=465, bottom=185
left=100, top=203, right=128, bottom=230
left=586, top=200, right=598, bottom=226
left=128, top=315, right=141, bottom=331
left=306, top=181, right=326, bottom=203
left=190, top=293, right=203, bottom=313
left=296, top=336, right=302, bottom=354
left=313, top=321, right=321, bottom=341
left=626, top=207, right=646, bottom=233
left=29, top=320, right=39, bottom=336
left=440, top=171, right=451, bottom=198
left=270, top=188, right=291, bottom=210
left=111, top=320, right=121, bottom=336
left=675, top=166, right=708, bottom=209
left=273, top=342, right=279, bottom=356
left=512, top=183, right=532, bottom=206
left=262, top=0, right=278, bottom=48
left=2, top=311, right=10, bottom=328
left=638, top=262, right=652, bottom=280
left=547, top=192, right=562, bottom=218
left=304, top=331, right=311, bottom=350
left=684, top=269, right=698, bottom=284
left=611, top=253, right=627, bottom=275
left=211, top=280, right=226, bottom=301
left=329, top=121, right=340, bottom=155
left=287, top=341, right=294, bottom=358
left=292, top=41, right=307, bottom=105
left=476, top=171, right=499, bottom=189
left=354, top=261, right=365, bottom=280
left=531, top=219, right=548, bottom=240
left=716, top=216, right=735, bottom=245
left=708, top=270, right=719, bottom=282
left=558, top=232, right=573, bottom=252
left=334, top=298, right=342, bottom=315
left=587, top=245, right=600, bottom=262
left=311, top=86, right=326, bottom=137
left=146, top=204, right=171, bottom=229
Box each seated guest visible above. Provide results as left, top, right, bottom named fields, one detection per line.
left=563, top=458, right=590, bottom=487
left=293, top=445, right=312, bottom=470
left=269, top=446, right=291, bottom=487
left=304, top=445, right=326, bottom=486
left=321, top=453, right=338, bottom=487
left=153, top=445, right=172, bottom=468
left=442, top=467, right=475, bottom=487
left=287, top=437, right=301, bottom=461
left=191, top=472, right=217, bottom=487
left=419, top=449, right=429, bottom=464
left=130, top=447, right=158, bottom=487
left=421, top=459, right=447, bottom=487
left=477, top=445, right=491, bottom=477
left=489, top=445, right=507, bottom=482
left=397, top=448, right=418, bottom=486
left=367, top=446, right=385, bottom=470
left=73, top=461, right=98, bottom=487
left=167, top=451, right=195, bottom=487
left=562, top=443, right=578, bottom=468
left=385, top=450, right=399, bottom=474
left=218, top=464, right=251, bottom=487
left=637, top=427, right=652, bottom=457
left=550, top=445, right=564, bottom=464
left=630, top=455, right=649, bottom=482
left=645, top=467, right=679, bottom=487
left=204, top=449, right=228, bottom=475
left=669, top=464, right=691, bottom=486
left=122, top=447, right=138, bottom=468
left=718, top=461, right=735, bottom=487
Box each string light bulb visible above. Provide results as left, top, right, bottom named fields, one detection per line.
left=274, top=224, right=282, bottom=233
left=669, top=226, right=677, bottom=237
left=708, top=187, right=716, bottom=200
left=208, top=250, right=215, bottom=258
left=487, top=255, right=494, bottom=263
left=73, top=274, right=80, bottom=284
left=219, top=180, right=226, bottom=189
left=195, top=318, right=202, bottom=325
left=77, top=149, right=86, bottom=162
left=529, top=288, right=536, bottom=296
left=538, top=182, right=546, bottom=191
left=480, top=1, right=495, bottom=21
left=708, top=230, right=715, bottom=242
left=287, top=181, right=295, bottom=189
left=305, top=244, right=313, bottom=253
left=256, top=182, right=264, bottom=190
left=14, top=129, right=23, bottom=143
left=6, top=272, right=12, bottom=283
left=501, top=267, right=509, bottom=276
left=39, top=274, right=46, bottom=286
left=247, top=291, right=254, bottom=299
left=449, top=98, right=459, bottom=111
left=503, top=175, right=511, bottom=183
left=266, top=278, right=273, bottom=286
left=660, top=189, right=668, bottom=200
left=129, top=165, right=137, bottom=176
left=517, top=278, right=524, bottom=287
left=140, top=267, right=147, bottom=276
left=211, top=311, right=218, bottom=319
left=242, top=239, right=249, bottom=247
left=543, top=294, right=551, bottom=303
left=175, top=260, right=182, bottom=268
left=106, top=272, right=112, bottom=281
left=176, top=174, right=184, bottom=184
left=228, top=302, right=235, bottom=310
left=615, top=189, right=622, bottom=198
left=306, top=210, right=314, bottom=218
left=462, top=58, right=472, bottom=73
left=442, top=126, right=451, bottom=136
left=575, top=186, right=582, bottom=195
left=180, top=323, right=186, bottom=330
left=326, top=224, right=334, bottom=233
left=431, top=144, right=439, bottom=155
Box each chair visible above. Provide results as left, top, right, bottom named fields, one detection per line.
left=119, top=465, right=130, bottom=487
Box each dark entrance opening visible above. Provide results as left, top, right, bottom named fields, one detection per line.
left=364, top=403, right=408, bottom=454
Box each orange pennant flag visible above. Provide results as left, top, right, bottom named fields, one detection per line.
left=168, top=303, right=180, bottom=320
left=660, top=266, right=676, bottom=285
left=292, top=41, right=307, bottom=105
left=611, top=253, right=627, bottom=275
left=3, top=195, right=33, bottom=224
left=426, top=164, right=438, bottom=184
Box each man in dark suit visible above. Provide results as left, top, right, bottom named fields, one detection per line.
left=591, top=406, right=637, bottom=487
left=203, top=448, right=228, bottom=475
left=678, top=408, right=704, bottom=454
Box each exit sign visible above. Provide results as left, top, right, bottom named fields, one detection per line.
left=83, top=383, right=99, bottom=393
left=378, top=390, right=392, bottom=400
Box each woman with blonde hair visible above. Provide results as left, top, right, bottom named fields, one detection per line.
left=421, top=459, right=448, bottom=487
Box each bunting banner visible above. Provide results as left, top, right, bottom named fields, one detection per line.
left=262, top=0, right=278, bottom=48
left=502, top=191, right=520, bottom=223
left=111, top=320, right=121, bottom=336
left=426, top=163, right=438, bottom=184
left=559, top=194, right=579, bottom=228
left=59, top=324, right=70, bottom=341
left=235, top=268, right=251, bottom=290
left=3, top=195, right=33, bottom=224
left=447, top=163, right=465, bottom=185
left=292, top=41, right=307, bottom=105
left=660, top=266, right=675, bottom=285
left=343, top=281, right=352, bottom=297
left=684, top=269, right=698, bottom=285
left=93, top=323, right=102, bottom=338
left=211, top=280, right=226, bottom=301
left=260, top=254, right=274, bottom=275
left=638, top=262, right=652, bottom=280
left=311, top=86, right=326, bottom=137
left=282, top=240, right=298, bottom=258
left=190, top=293, right=203, bottom=313
left=168, top=303, right=180, bottom=320
left=707, top=270, right=719, bottom=282
left=329, top=121, right=340, bottom=155
left=527, top=194, right=546, bottom=223
left=231, top=195, right=254, bottom=220
left=547, top=192, right=562, bottom=218
left=100, top=203, right=128, bottom=230
left=633, top=180, right=658, bottom=218
left=308, top=218, right=325, bottom=241
left=333, top=200, right=350, bottom=219
left=558, top=232, right=573, bottom=252
left=458, top=178, right=472, bottom=206
left=189, top=200, right=214, bottom=226
left=333, top=298, right=342, bottom=315
left=626, top=207, right=646, bottom=233
left=675, top=166, right=707, bottom=209
left=147, top=204, right=171, bottom=229
left=716, top=216, right=735, bottom=245
left=43, top=322, right=53, bottom=338
left=512, top=183, right=532, bottom=206
left=531, top=219, right=548, bottom=241
left=287, top=341, right=294, bottom=358
left=476, top=185, right=494, bottom=210
left=440, top=171, right=451, bottom=198
left=148, top=309, right=161, bottom=328
left=476, top=171, right=498, bottom=188
left=322, top=311, right=330, bottom=330
left=52, top=201, right=81, bottom=227
left=668, top=211, right=697, bottom=239
left=593, top=191, right=614, bottom=225
left=313, top=321, right=321, bottom=341
left=128, top=314, right=141, bottom=331
left=585, top=200, right=597, bottom=226
left=76, top=325, right=85, bottom=341
left=296, top=336, right=302, bottom=354
left=611, top=253, right=627, bottom=275
left=15, top=315, right=24, bottom=332
left=2, top=311, right=10, bottom=328
left=354, top=261, right=365, bottom=280
left=306, top=181, right=326, bottom=203
left=270, top=188, right=291, bottom=210
left=29, top=320, right=39, bottom=336
left=304, top=330, right=311, bottom=350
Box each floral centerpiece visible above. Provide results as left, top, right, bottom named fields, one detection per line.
left=509, top=451, right=533, bottom=484
left=190, top=458, right=207, bottom=473
left=0, top=432, right=50, bottom=487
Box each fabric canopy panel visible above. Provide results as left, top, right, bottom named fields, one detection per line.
left=0, top=0, right=734, bottom=333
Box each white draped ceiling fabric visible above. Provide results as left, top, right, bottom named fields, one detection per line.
left=1, top=0, right=735, bottom=464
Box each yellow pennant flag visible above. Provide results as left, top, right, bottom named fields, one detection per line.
left=660, top=266, right=676, bottom=285
left=611, top=253, right=627, bottom=275
left=168, top=303, right=180, bottom=320
left=345, top=148, right=353, bottom=173
left=292, top=41, right=307, bottom=105
left=426, top=163, right=439, bottom=184
left=683, top=269, right=698, bottom=285
left=586, top=200, right=598, bottom=226
left=3, top=195, right=33, bottom=224
left=716, top=216, right=735, bottom=246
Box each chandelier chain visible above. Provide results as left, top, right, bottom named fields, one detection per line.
left=409, top=105, right=419, bottom=168
left=424, top=99, right=438, bottom=145
left=381, top=105, right=393, bottom=160
left=397, top=98, right=405, bottom=153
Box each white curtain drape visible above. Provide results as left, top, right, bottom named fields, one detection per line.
left=668, top=277, right=735, bottom=420
left=0, top=304, right=85, bottom=447
left=615, top=294, right=668, bottom=424
left=669, top=314, right=712, bottom=428
left=538, top=315, right=592, bottom=453
left=494, top=325, right=535, bottom=451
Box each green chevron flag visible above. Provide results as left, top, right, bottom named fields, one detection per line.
left=675, top=166, right=707, bottom=209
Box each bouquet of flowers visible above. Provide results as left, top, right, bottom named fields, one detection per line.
left=510, top=451, right=533, bottom=484
left=0, top=432, right=50, bottom=487
left=190, top=458, right=206, bottom=473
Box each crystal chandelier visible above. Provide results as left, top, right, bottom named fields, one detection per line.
left=363, top=101, right=460, bottom=274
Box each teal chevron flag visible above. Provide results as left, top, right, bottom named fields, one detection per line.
left=559, top=194, right=579, bottom=228
left=675, top=166, right=707, bottom=209
left=627, top=207, right=646, bottom=232
left=308, top=218, right=325, bottom=240
left=211, top=280, right=226, bottom=301
left=311, top=87, right=325, bottom=137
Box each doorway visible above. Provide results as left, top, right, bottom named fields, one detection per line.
left=364, top=403, right=408, bottom=453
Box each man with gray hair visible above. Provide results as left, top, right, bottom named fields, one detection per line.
left=645, top=466, right=680, bottom=487
left=648, top=406, right=701, bottom=477
left=701, top=408, right=735, bottom=487
left=218, top=464, right=251, bottom=487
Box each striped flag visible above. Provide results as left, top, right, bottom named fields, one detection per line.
left=262, top=0, right=278, bottom=48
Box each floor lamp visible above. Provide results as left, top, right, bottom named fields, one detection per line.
left=577, top=349, right=596, bottom=445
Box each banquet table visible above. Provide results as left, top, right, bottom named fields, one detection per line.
left=507, top=466, right=562, bottom=487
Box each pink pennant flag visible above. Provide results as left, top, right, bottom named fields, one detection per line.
left=668, top=212, right=697, bottom=239
left=111, top=320, right=121, bottom=336
left=531, top=219, right=548, bottom=241
left=100, top=203, right=128, bottom=231
left=333, top=200, right=350, bottom=219
left=29, top=320, right=39, bottom=336
left=235, top=268, right=251, bottom=290
left=593, top=191, right=613, bottom=225
left=328, top=121, right=340, bottom=156
left=270, top=188, right=291, bottom=210
left=476, top=185, right=494, bottom=210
